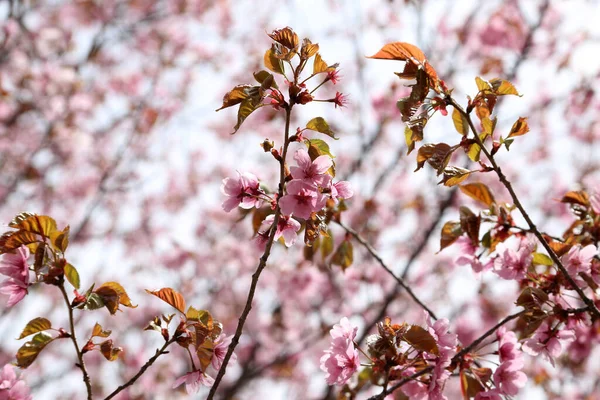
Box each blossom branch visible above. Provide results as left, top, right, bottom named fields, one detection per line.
left=59, top=284, right=93, bottom=400
left=447, top=97, right=600, bottom=320
left=103, top=337, right=177, bottom=400
left=336, top=220, right=438, bottom=320
left=207, top=106, right=294, bottom=399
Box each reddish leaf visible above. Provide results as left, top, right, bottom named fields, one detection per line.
left=560, top=191, right=590, bottom=207
left=331, top=240, right=353, bottom=271
left=459, top=183, right=496, bottom=207
left=439, top=167, right=471, bottom=187
left=267, top=27, right=299, bottom=50
left=403, top=325, right=439, bottom=355
left=91, top=322, right=112, bottom=338
left=99, top=339, right=123, bottom=361
left=415, top=143, right=453, bottom=173
left=440, top=221, right=462, bottom=251
left=300, top=38, right=319, bottom=59
left=146, top=288, right=186, bottom=314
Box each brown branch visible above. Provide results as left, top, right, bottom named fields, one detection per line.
left=59, top=284, right=93, bottom=400
left=336, top=220, right=438, bottom=320
left=207, top=105, right=294, bottom=399
left=103, top=337, right=176, bottom=400
left=448, top=97, right=600, bottom=321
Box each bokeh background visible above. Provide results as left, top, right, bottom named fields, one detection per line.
left=1, top=0, right=600, bottom=398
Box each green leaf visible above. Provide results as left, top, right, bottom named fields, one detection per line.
left=321, top=229, right=334, bottom=260
left=533, top=252, right=553, bottom=266
left=18, top=317, right=52, bottom=340
left=331, top=240, right=353, bottom=271
left=305, top=138, right=335, bottom=160
left=16, top=332, right=54, bottom=368
left=64, top=263, right=80, bottom=289
left=440, top=221, right=462, bottom=251
left=84, top=292, right=105, bottom=311
left=475, top=76, right=491, bottom=91
left=232, top=97, right=261, bottom=134
left=306, top=117, right=338, bottom=139
left=452, top=108, right=469, bottom=135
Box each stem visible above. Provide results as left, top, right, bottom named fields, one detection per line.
left=59, top=284, right=93, bottom=400
left=448, top=97, right=600, bottom=321
left=104, top=338, right=176, bottom=400
left=207, top=105, right=294, bottom=399
left=336, top=220, right=438, bottom=320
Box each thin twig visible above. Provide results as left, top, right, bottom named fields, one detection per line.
left=336, top=220, right=438, bottom=320
left=103, top=337, right=176, bottom=400
left=207, top=105, right=294, bottom=399
left=59, top=284, right=93, bottom=400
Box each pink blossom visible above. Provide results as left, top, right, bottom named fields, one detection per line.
left=474, top=389, right=503, bottom=400
left=493, top=238, right=534, bottom=280
left=455, top=237, right=489, bottom=273
left=0, top=364, right=32, bottom=400
left=320, top=317, right=360, bottom=386
left=591, top=189, right=600, bottom=214
left=172, top=370, right=214, bottom=394
left=0, top=246, right=30, bottom=307
left=260, top=214, right=301, bottom=247
left=399, top=367, right=428, bottom=399
left=521, top=323, right=575, bottom=366
left=493, top=359, right=527, bottom=396
left=332, top=92, right=349, bottom=108
left=220, top=172, right=263, bottom=212
left=211, top=334, right=235, bottom=371
left=330, top=180, right=353, bottom=203
left=279, top=180, right=326, bottom=219
left=562, top=244, right=597, bottom=282
left=290, top=149, right=332, bottom=187
left=496, top=327, right=522, bottom=363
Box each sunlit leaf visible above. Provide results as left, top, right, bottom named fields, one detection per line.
left=253, top=71, right=278, bottom=90
left=18, top=318, right=52, bottom=340
left=560, top=190, right=590, bottom=207
left=232, top=97, right=261, bottom=134
left=459, top=183, right=495, bottom=207
left=481, top=117, right=496, bottom=139
left=459, top=206, right=480, bottom=244
left=305, top=138, right=335, bottom=159
left=99, top=339, right=122, bottom=361
left=300, top=38, right=319, bottom=59
left=146, top=288, right=186, bottom=314
left=475, top=77, right=491, bottom=92
left=196, top=337, right=214, bottom=371
left=92, top=322, right=112, bottom=338
left=516, top=287, right=549, bottom=310
left=533, top=252, right=553, bottom=266
left=331, top=240, right=353, bottom=271
left=97, top=282, right=136, bottom=309
left=64, top=263, right=80, bottom=290
left=415, top=143, right=453, bottom=173
left=313, top=53, right=329, bottom=74
left=0, top=230, right=40, bottom=253
left=439, top=167, right=471, bottom=187
left=321, top=229, right=334, bottom=260
left=508, top=117, right=529, bottom=138
left=452, top=108, right=469, bottom=135
left=440, top=221, right=462, bottom=251
left=264, top=47, right=285, bottom=75
left=403, top=325, right=439, bottom=355
left=268, top=27, right=299, bottom=50
left=306, top=117, right=338, bottom=139
left=49, top=226, right=69, bottom=252
left=216, top=85, right=251, bottom=111
left=16, top=332, right=54, bottom=368
left=489, top=78, right=520, bottom=96
left=9, top=213, right=58, bottom=238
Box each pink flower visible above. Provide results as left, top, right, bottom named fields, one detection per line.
left=290, top=149, right=332, bottom=187
left=474, top=389, right=503, bottom=400
left=521, top=323, right=575, bottom=366
left=493, top=359, right=527, bottom=396
left=326, top=69, right=341, bottom=84
left=0, top=364, right=32, bottom=400
left=332, top=92, right=349, bottom=108
left=455, top=237, right=489, bottom=273
left=591, top=189, right=600, bottom=214
left=172, top=370, right=214, bottom=394
left=211, top=334, right=235, bottom=371
left=279, top=180, right=326, bottom=219
left=320, top=317, right=360, bottom=386
left=496, top=327, right=522, bottom=363
left=220, top=172, right=263, bottom=212
left=260, top=214, right=301, bottom=247
left=562, top=244, right=597, bottom=283
left=330, top=180, right=353, bottom=203
left=493, top=237, right=534, bottom=281
left=0, top=246, right=30, bottom=307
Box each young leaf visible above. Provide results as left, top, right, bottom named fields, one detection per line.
left=367, top=42, right=439, bottom=87
left=97, top=282, right=137, bottom=309
left=306, top=117, right=338, bottom=139
left=305, top=138, right=335, bottom=159
left=18, top=317, right=52, bottom=340
left=313, top=53, right=329, bottom=74
left=415, top=143, right=453, bottom=173
left=440, top=221, right=462, bottom=251
left=99, top=339, right=123, bottom=361
left=507, top=117, right=529, bottom=138
left=49, top=226, right=69, bottom=252
left=439, top=167, right=471, bottom=187
left=452, top=108, right=469, bottom=135
left=146, top=288, right=186, bottom=314
left=9, top=213, right=58, bottom=238
left=459, top=206, right=480, bottom=244
left=232, top=97, right=261, bottom=134
left=532, top=252, right=553, bottom=266
left=331, top=240, right=353, bottom=271
left=264, top=47, right=285, bottom=75
left=216, top=85, right=251, bottom=111
left=475, top=76, right=491, bottom=92
left=267, top=27, right=299, bottom=50
left=459, top=183, right=496, bottom=207
left=300, top=38, right=319, bottom=59
left=253, top=71, right=278, bottom=90
left=91, top=322, right=112, bottom=338
left=489, top=79, right=520, bottom=96
left=64, top=263, right=80, bottom=289
left=321, top=229, right=334, bottom=260
left=403, top=325, right=439, bottom=355
left=16, top=332, right=54, bottom=368
left=0, top=230, right=40, bottom=254
left=560, top=191, right=590, bottom=207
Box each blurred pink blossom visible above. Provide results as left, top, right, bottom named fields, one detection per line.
left=172, top=370, right=214, bottom=394
left=0, top=246, right=30, bottom=307
left=320, top=317, right=360, bottom=386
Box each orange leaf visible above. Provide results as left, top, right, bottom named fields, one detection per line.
left=368, top=42, right=426, bottom=63
left=146, top=288, right=186, bottom=314
left=459, top=183, right=496, bottom=207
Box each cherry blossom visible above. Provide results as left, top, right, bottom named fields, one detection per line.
left=493, top=237, right=535, bottom=280
left=0, top=365, right=31, bottom=400
left=172, top=370, right=214, bottom=394
left=279, top=180, right=327, bottom=219
left=320, top=318, right=360, bottom=386
left=0, top=246, right=30, bottom=307
left=211, top=334, right=235, bottom=371
left=289, top=149, right=332, bottom=187
left=521, top=322, right=576, bottom=366
left=493, top=359, right=527, bottom=396
left=260, top=214, right=302, bottom=247
left=221, top=172, right=264, bottom=212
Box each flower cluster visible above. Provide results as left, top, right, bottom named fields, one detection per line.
left=319, top=317, right=360, bottom=386
left=0, top=364, right=32, bottom=400
left=0, top=246, right=30, bottom=307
